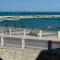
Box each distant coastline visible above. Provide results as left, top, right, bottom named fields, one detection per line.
left=0, top=12, right=60, bottom=16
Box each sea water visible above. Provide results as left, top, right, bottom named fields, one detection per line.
left=0, top=12, right=60, bottom=31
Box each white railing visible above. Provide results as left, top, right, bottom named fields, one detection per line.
left=0, top=28, right=59, bottom=49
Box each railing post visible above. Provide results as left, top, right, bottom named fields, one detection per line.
left=1, top=30, right=4, bottom=47
left=9, top=28, right=12, bottom=36
left=1, top=36, right=4, bottom=47
left=22, top=29, right=25, bottom=49
left=58, top=31, right=60, bottom=38
left=48, top=41, right=52, bottom=51
left=38, top=30, right=42, bottom=38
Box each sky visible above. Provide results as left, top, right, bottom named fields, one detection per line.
left=0, top=0, right=60, bottom=12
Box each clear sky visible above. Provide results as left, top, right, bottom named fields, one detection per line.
left=0, top=0, right=60, bottom=12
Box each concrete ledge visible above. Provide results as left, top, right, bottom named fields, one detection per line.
left=0, top=47, right=39, bottom=60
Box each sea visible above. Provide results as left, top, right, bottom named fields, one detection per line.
left=0, top=12, right=60, bottom=31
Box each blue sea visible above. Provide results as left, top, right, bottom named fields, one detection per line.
left=0, top=12, right=60, bottom=31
